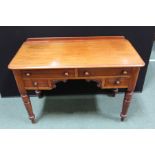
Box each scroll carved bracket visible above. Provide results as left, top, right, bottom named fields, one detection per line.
left=50, top=79, right=104, bottom=89
left=51, top=80, right=68, bottom=89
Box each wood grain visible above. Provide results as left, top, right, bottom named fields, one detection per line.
left=8, top=36, right=145, bottom=69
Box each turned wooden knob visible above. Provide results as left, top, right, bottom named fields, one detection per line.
left=26, top=73, right=31, bottom=76
left=33, top=82, right=38, bottom=86
left=64, top=72, right=69, bottom=76
left=84, top=71, right=90, bottom=76
left=122, top=70, right=128, bottom=75
left=115, top=80, right=120, bottom=85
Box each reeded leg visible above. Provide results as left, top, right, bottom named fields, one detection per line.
left=120, top=91, right=133, bottom=121
left=21, top=94, right=35, bottom=123
left=35, top=90, right=42, bottom=98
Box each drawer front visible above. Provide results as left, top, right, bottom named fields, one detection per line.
left=78, top=68, right=131, bottom=77
left=23, top=79, right=53, bottom=90
left=104, top=77, right=130, bottom=88
left=22, top=69, right=75, bottom=78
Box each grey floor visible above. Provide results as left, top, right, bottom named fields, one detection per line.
left=0, top=45, right=155, bottom=128
left=150, top=41, right=155, bottom=60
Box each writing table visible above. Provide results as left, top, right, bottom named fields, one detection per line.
left=8, top=36, right=145, bottom=123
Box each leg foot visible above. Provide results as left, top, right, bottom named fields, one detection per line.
left=120, top=113, right=127, bottom=121
left=108, top=88, right=118, bottom=97
left=35, top=90, right=43, bottom=98
left=29, top=115, right=35, bottom=123
left=120, top=91, right=133, bottom=121
left=121, top=117, right=125, bottom=121
left=112, top=88, right=118, bottom=97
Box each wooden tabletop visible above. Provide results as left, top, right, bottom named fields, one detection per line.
left=8, top=36, right=145, bottom=69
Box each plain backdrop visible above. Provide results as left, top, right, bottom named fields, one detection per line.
left=0, top=26, right=154, bottom=97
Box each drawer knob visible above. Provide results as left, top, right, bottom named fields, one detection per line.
left=33, top=82, right=38, bottom=86
left=84, top=71, right=90, bottom=76
left=26, top=73, right=31, bottom=76
left=64, top=72, right=69, bottom=76
left=115, top=80, right=120, bottom=85
left=122, top=70, right=128, bottom=75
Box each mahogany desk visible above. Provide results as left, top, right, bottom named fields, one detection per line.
left=8, top=36, right=145, bottom=123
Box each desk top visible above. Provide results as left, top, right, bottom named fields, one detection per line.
left=8, top=36, right=145, bottom=69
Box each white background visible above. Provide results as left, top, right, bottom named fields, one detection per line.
left=0, top=130, right=155, bottom=155
left=0, top=0, right=155, bottom=155
left=0, top=0, right=155, bottom=25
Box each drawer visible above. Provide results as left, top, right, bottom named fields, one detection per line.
left=78, top=68, right=131, bottom=77
left=104, top=77, right=130, bottom=88
left=23, top=79, right=53, bottom=90
left=22, top=69, right=75, bottom=78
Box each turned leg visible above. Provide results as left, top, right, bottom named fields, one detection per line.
left=21, top=94, right=35, bottom=123
left=13, top=70, right=36, bottom=123
left=35, top=90, right=43, bottom=98
left=120, top=91, right=133, bottom=121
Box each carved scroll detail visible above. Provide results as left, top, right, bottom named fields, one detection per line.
left=52, top=80, right=68, bottom=89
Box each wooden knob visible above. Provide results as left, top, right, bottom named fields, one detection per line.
left=26, top=73, right=31, bottom=76
left=33, top=82, right=38, bottom=86
left=84, top=71, right=90, bottom=76
left=64, top=72, right=69, bottom=76
left=115, top=80, right=120, bottom=85
left=122, top=70, right=128, bottom=75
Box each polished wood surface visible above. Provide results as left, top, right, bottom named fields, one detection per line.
left=8, top=36, right=145, bottom=123
left=8, top=36, right=145, bottom=69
